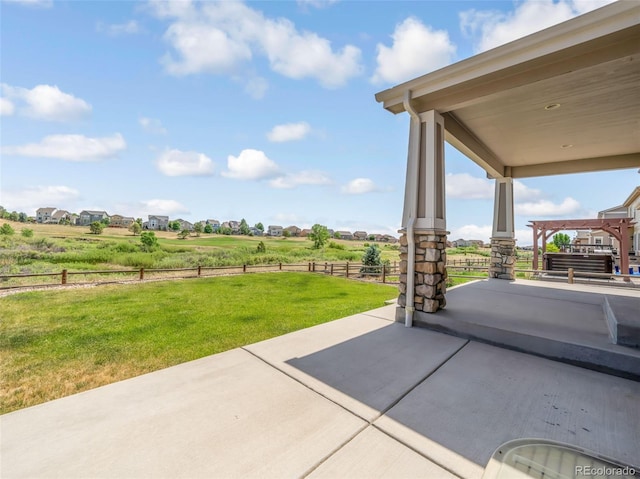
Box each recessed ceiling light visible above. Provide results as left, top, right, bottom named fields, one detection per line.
left=561, top=144, right=573, bottom=148
left=544, top=103, right=561, bottom=110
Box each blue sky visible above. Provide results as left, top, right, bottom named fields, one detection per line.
left=1, top=0, right=637, bottom=244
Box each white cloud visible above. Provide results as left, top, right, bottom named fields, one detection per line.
left=342, top=178, right=378, bottom=195
left=267, top=122, right=311, bottom=142
left=2, top=133, right=126, bottom=161
left=154, top=1, right=363, bottom=88
left=272, top=213, right=303, bottom=224
left=446, top=173, right=493, bottom=199
left=515, top=197, right=583, bottom=217
left=0, top=97, right=15, bottom=116
left=222, top=149, right=281, bottom=180
left=1, top=83, right=91, bottom=122
left=448, top=224, right=532, bottom=244
left=3, top=0, right=52, bottom=8
left=156, top=149, right=214, bottom=177
left=269, top=170, right=332, bottom=189
left=1, top=185, right=80, bottom=215
left=460, top=0, right=615, bottom=53
left=139, top=117, right=167, bottom=134
left=446, top=173, right=543, bottom=201
left=140, top=199, right=190, bottom=215
left=97, top=20, right=141, bottom=36
left=372, top=17, right=456, bottom=85
left=243, top=76, right=268, bottom=99
left=297, top=0, right=338, bottom=9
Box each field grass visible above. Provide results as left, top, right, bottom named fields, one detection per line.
left=0, top=272, right=396, bottom=414
left=0, top=220, right=401, bottom=277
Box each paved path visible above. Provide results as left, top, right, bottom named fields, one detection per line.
left=2, top=302, right=640, bottom=478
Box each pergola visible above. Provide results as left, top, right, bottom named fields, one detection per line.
left=528, top=218, right=634, bottom=274
left=375, top=2, right=640, bottom=320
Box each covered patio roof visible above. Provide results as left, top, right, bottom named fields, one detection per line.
left=375, top=1, right=640, bottom=179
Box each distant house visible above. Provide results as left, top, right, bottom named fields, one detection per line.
left=147, top=215, right=169, bottom=231
left=284, top=226, right=301, bottom=237
left=452, top=239, right=471, bottom=248
left=206, top=219, right=220, bottom=232
left=336, top=231, right=353, bottom=240
left=79, top=210, right=109, bottom=226
left=109, top=215, right=134, bottom=228
left=172, top=219, right=193, bottom=231
left=469, top=239, right=484, bottom=248
left=36, top=207, right=57, bottom=224
left=249, top=227, right=263, bottom=236
left=268, top=225, right=283, bottom=237
left=353, top=231, right=368, bottom=240
left=228, top=221, right=241, bottom=234
left=300, top=229, right=312, bottom=237
left=51, top=209, right=71, bottom=224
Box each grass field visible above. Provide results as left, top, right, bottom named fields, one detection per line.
left=0, top=272, right=396, bottom=414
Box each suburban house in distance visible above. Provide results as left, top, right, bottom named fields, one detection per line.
left=109, top=215, right=135, bottom=228
left=205, top=219, right=220, bottom=232
left=353, top=231, right=368, bottom=240
left=336, top=231, right=353, bottom=240
left=267, top=225, right=283, bottom=237
left=175, top=219, right=194, bottom=231
left=78, top=210, right=109, bottom=226
left=145, top=215, right=169, bottom=231
left=36, top=207, right=56, bottom=223
left=284, top=226, right=301, bottom=237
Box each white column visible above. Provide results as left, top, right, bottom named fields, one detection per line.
left=401, top=110, right=446, bottom=232
left=492, top=177, right=514, bottom=238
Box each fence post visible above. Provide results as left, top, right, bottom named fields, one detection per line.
left=61, top=269, right=67, bottom=285
left=243, top=264, right=247, bottom=273
left=279, top=262, right=282, bottom=271
left=308, top=262, right=311, bottom=272
left=197, top=265, right=201, bottom=277
left=568, top=268, right=574, bottom=284
left=139, top=268, right=144, bottom=280
left=382, top=264, right=386, bottom=283
left=312, top=262, right=316, bottom=272
left=330, top=264, right=334, bottom=275
left=346, top=262, right=349, bottom=278
left=325, top=262, right=328, bottom=273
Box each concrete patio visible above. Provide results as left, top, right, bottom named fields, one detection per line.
left=2, top=280, right=639, bottom=478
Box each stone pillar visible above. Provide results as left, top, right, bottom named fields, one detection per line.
left=398, top=231, right=447, bottom=313
left=490, top=177, right=516, bottom=280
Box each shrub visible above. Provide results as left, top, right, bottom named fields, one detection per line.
left=256, top=241, right=266, bottom=253
left=89, top=222, right=104, bottom=235
left=21, top=228, right=34, bottom=238
left=140, top=232, right=159, bottom=252
left=327, top=241, right=345, bottom=250
left=1, top=223, right=15, bottom=235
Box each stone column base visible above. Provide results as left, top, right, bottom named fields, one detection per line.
left=398, top=230, right=448, bottom=313
left=490, top=237, right=516, bottom=280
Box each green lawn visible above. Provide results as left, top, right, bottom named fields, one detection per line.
left=0, top=272, right=396, bottom=414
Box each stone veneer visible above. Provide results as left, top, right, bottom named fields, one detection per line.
left=398, top=231, right=448, bottom=313
left=489, top=237, right=516, bottom=280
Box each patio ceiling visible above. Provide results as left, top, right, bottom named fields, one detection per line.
left=375, top=1, right=640, bottom=179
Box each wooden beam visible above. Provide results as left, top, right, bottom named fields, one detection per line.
left=443, top=112, right=505, bottom=179
left=511, top=154, right=640, bottom=178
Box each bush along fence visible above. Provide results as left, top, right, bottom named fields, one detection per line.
left=1, top=260, right=636, bottom=291
left=0, top=261, right=402, bottom=290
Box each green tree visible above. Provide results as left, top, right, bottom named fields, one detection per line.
left=8, top=211, right=19, bottom=221
left=169, top=221, right=180, bottom=232
left=334, top=231, right=341, bottom=239
left=129, top=222, right=142, bottom=236
left=308, top=224, right=330, bottom=249
left=100, top=217, right=110, bottom=226
left=240, top=218, right=250, bottom=236
left=546, top=243, right=560, bottom=253
left=219, top=226, right=232, bottom=235
left=18, top=212, right=28, bottom=222
left=283, top=229, right=291, bottom=238
left=21, top=228, right=34, bottom=238
left=361, top=243, right=382, bottom=273
left=553, top=233, right=571, bottom=251
left=204, top=223, right=213, bottom=234
left=193, top=222, right=203, bottom=236
left=254, top=222, right=264, bottom=233
left=140, top=232, right=158, bottom=251
left=89, top=222, right=104, bottom=234
left=178, top=229, right=190, bottom=239
left=0, top=223, right=15, bottom=235
left=256, top=241, right=266, bottom=253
